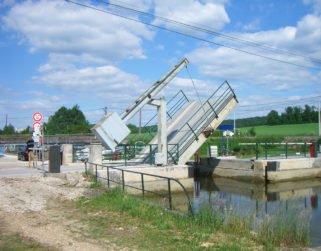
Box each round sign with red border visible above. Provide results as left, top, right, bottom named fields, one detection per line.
left=33, top=121, right=42, bottom=130
left=33, top=112, right=42, bottom=122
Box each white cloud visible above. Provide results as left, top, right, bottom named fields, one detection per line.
left=33, top=64, right=143, bottom=90
left=2, top=0, right=154, bottom=66
left=303, top=0, right=321, bottom=13
left=187, top=13, right=321, bottom=91
left=152, top=0, right=230, bottom=32
left=0, top=0, right=15, bottom=8
left=242, top=19, right=261, bottom=31
left=109, top=0, right=153, bottom=12
left=33, top=64, right=148, bottom=109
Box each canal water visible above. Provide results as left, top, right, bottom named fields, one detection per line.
left=193, top=177, right=321, bottom=247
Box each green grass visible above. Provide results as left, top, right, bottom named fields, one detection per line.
left=76, top=188, right=309, bottom=250
left=240, top=123, right=318, bottom=136
left=126, top=132, right=156, bottom=144
left=77, top=189, right=259, bottom=250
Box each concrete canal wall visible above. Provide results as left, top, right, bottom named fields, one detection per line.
left=196, top=157, right=321, bottom=182
left=96, top=164, right=194, bottom=193
left=264, top=158, right=321, bottom=182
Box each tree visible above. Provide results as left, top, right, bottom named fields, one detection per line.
left=281, top=106, right=295, bottom=124
left=267, top=110, right=280, bottom=125
left=293, top=106, right=302, bottom=124
left=45, top=105, right=91, bottom=134
left=311, top=106, right=319, bottom=122
left=302, top=105, right=313, bottom=123
left=2, top=124, right=15, bottom=135
left=20, top=126, right=32, bottom=134
left=127, top=124, right=138, bottom=133
left=248, top=127, right=256, bottom=136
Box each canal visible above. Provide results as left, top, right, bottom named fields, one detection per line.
left=193, top=177, right=321, bottom=247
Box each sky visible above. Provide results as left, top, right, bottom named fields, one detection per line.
left=1, top=0, right=321, bottom=130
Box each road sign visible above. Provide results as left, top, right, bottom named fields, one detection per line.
left=33, top=121, right=42, bottom=132
left=218, top=124, right=234, bottom=131
left=33, top=112, right=43, bottom=122
left=32, top=131, right=40, bottom=143
left=223, top=130, right=234, bottom=137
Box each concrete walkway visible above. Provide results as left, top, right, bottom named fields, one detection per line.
left=0, top=154, right=84, bottom=177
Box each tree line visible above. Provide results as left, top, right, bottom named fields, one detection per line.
left=224, top=105, right=319, bottom=127
left=266, top=105, right=319, bottom=125
left=0, top=105, right=91, bottom=136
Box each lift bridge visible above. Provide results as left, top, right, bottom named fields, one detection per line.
left=92, top=58, right=238, bottom=166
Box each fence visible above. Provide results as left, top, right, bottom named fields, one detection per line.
left=0, top=143, right=26, bottom=154
left=239, top=142, right=312, bottom=160
left=85, top=161, right=193, bottom=214
left=102, top=143, right=180, bottom=165
left=73, top=144, right=89, bottom=162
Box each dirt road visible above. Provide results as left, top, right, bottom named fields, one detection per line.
left=0, top=155, right=120, bottom=251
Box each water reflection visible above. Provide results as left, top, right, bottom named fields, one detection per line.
left=194, top=177, right=321, bottom=247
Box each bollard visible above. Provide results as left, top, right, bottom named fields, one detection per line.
left=49, top=145, right=61, bottom=173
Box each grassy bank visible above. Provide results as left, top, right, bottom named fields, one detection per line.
left=240, top=123, right=318, bottom=136
left=76, top=188, right=309, bottom=250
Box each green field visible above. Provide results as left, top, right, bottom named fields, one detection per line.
left=240, top=123, right=319, bottom=136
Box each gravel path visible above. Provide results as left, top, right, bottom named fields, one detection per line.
left=0, top=155, right=117, bottom=250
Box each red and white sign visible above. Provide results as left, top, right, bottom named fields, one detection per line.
left=33, top=121, right=42, bottom=130
left=32, top=112, right=43, bottom=122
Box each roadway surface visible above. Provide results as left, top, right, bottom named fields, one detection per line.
left=0, top=154, right=85, bottom=176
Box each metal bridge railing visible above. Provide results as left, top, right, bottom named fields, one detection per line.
left=141, top=89, right=189, bottom=137
left=113, top=143, right=180, bottom=165
left=168, top=81, right=236, bottom=158
left=85, top=161, right=193, bottom=214
left=239, top=142, right=313, bottom=160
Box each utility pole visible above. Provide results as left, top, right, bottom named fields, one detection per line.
left=139, top=109, right=142, bottom=135
left=233, top=111, right=236, bottom=134
left=5, top=114, right=7, bottom=127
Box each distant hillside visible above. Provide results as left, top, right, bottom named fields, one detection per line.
left=225, top=116, right=267, bottom=128
left=224, top=104, right=319, bottom=128
left=239, top=123, right=319, bottom=136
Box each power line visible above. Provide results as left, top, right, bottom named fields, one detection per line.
left=238, top=95, right=321, bottom=108
left=102, top=0, right=321, bottom=66
left=65, top=0, right=321, bottom=70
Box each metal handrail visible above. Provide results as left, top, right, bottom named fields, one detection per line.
left=168, top=81, right=236, bottom=157
left=117, top=143, right=179, bottom=164
left=85, top=161, right=193, bottom=214
left=239, top=142, right=312, bottom=160
left=142, top=90, right=189, bottom=136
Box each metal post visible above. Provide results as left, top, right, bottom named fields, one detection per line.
left=226, top=136, right=229, bottom=156
left=265, top=143, right=268, bottom=160
left=256, top=143, right=259, bottom=160
left=233, top=111, right=236, bottom=134
left=149, top=145, right=153, bottom=165
left=134, top=144, right=136, bottom=158
left=176, top=143, right=179, bottom=162
left=95, top=164, right=98, bottom=181
left=168, top=179, right=172, bottom=210
left=41, top=126, right=45, bottom=168
left=139, top=109, right=142, bottom=135
left=85, top=161, right=88, bottom=176
left=141, top=173, right=145, bottom=197
left=121, top=170, right=125, bottom=191
left=124, top=145, right=127, bottom=166
left=304, top=142, right=307, bottom=157
left=107, top=166, right=110, bottom=188
left=285, top=143, right=288, bottom=159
